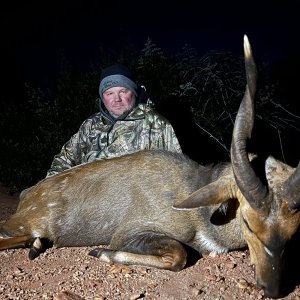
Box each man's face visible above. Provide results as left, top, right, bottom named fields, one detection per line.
left=102, top=86, right=136, bottom=118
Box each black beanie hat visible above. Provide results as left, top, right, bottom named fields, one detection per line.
left=99, top=64, right=137, bottom=98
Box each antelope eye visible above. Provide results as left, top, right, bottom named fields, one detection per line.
left=242, top=216, right=254, bottom=233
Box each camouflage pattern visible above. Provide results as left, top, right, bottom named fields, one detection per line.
left=46, top=103, right=182, bottom=177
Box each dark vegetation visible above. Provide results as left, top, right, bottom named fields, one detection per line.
left=0, top=38, right=299, bottom=193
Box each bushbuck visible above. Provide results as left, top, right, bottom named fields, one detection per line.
left=0, top=35, right=299, bottom=299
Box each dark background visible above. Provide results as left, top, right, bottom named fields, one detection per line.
left=1, top=0, right=299, bottom=95
left=0, top=0, right=299, bottom=190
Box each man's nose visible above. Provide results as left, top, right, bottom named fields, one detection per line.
left=115, top=93, right=122, bottom=101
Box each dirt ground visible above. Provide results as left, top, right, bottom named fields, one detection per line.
left=0, top=185, right=300, bottom=300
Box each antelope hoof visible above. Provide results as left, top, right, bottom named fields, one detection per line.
left=89, top=248, right=112, bottom=264
left=89, top=248, right=103, bottom=258
left=28, top=238, right=43, bottom=260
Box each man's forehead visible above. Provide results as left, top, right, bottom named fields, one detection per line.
left=104, top=86, right=129, bottom=92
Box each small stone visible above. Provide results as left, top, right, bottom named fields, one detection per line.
left=237, top=279, right=250, bottom=289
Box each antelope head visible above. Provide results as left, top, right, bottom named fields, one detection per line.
left=174, top=35, right=300, bottom=298
left=231, top=35, right=300, bottom=298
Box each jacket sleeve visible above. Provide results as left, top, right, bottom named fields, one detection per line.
left=148, top=111, right=183, bottom=153
left=46, top=122, right=89, bottom=177
left=163, top=123, right=183, bottom=153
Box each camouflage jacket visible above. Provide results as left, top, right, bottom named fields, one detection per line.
left=46, top=103, right=182, bottom=177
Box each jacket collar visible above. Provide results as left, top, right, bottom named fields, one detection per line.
left=125, top=103, right=150, bottom=120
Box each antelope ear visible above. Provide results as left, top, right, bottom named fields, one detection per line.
left=173, top=175, right=234, bottom=210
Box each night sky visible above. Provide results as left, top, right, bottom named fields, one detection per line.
left=1, top=0, right=299, bottom=93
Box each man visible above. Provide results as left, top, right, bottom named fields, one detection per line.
left=46, top=64, right=182, bottom=177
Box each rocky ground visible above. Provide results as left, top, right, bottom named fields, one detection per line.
left=0, top=185, right=300, bottom=300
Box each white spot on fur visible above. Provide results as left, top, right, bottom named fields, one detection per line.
left=32, top=231, right=42, bottom=238
left=101, top=221, right=115, bottom=230
left=31, top=206, right=37, bottom=210
left=196, top=232, right=228, bottom=253
left=264, top=246, right=273, bottom=257
left=172, top=206, right=191, bottom=211
left=47, top=202, right=57, bottom=208
left=19, top=226, right=24, bottom=230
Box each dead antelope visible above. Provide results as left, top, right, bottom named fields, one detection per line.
left=0, top=35, right=299, bottom=299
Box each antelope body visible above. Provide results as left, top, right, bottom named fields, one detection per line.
left=1, top=36, right=300, bottom=299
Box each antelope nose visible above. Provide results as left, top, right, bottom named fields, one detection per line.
left=260, top=282, right=282, bottom=299
left=263, top=288, right=282, bottom=299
